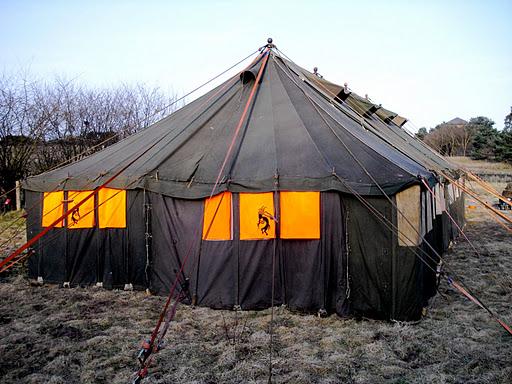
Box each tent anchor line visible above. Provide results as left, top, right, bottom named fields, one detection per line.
left=465, top=171, right=512, bottom=208
left=447, top=277, right=512, bottom=335
left=0, top=46, right=263, bottom=274
left=132, top=47, right=271, bottom=384
left=420, top=179, right=482, bottom=261
left=0, top=177, right=69, bottom=247
left=341, top=170, right=512, bottom=337
left=0, top=45, right=262, bottom=259
left=2, top=44, right=269, bottom=380
left=422, top=175, right=512, bottom=336
left=279, top=51, right=512, bottom=337
left=0, top=44, right=264, bottom=383
left=6, top=39, right=512, bottom=384
left=0, top=168, right=107, bottom=253
left=465, top=179, right=512, bottom=233
left=0, top=129, right=168, bottom=273
left=440, top=171, right=512, bottom=230
left=277, top=49, right=512, bottom=337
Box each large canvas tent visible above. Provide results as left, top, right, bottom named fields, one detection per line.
left=22, top=45, right=464, bottom=321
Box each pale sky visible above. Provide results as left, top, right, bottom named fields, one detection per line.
left=1, top=0, right=511, bottom=131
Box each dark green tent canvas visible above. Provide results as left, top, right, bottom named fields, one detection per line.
left=23, top=49, right=464, bottom=321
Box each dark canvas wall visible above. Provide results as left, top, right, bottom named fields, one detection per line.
left=344, top=195, right=395, bottom=319
left=24, top=188, right=457, bottom=321
left=26, top=190, right=146, bottom=288
left=149, top=191, right=347, bottom=314
left=343, top=189, right=454, bottom=321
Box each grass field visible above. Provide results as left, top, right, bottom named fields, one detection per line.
left=0, top=180, right=511, bottom=384
left=449, top=156, right=512, bottom=174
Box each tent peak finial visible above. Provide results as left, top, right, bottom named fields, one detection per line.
left=266, top=37, right=275, bottom=48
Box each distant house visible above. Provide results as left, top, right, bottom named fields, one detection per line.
left=443, top=117, right=468, bottom=126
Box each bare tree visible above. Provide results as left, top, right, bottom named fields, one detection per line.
left=0, top=71, right=179, bottom=204
left=0, top=73, right=48, bottom=195
left=423, top=122, right=475, bottom=156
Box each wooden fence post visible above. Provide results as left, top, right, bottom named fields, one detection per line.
left=16, top=180, right=21, bottom=211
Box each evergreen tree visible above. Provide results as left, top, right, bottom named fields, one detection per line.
left=505, top=106, right=512, bottom=130
left=496, top=107, right=512, bottom=163
left=469, top=116, right=498, bottom=160
left=415, top=127, right=428, bottom=140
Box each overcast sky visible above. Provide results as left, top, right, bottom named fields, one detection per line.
left=1, top=0, right=511, bottom=131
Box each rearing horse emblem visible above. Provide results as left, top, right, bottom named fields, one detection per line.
left=257, top=206, right=277, bottom=236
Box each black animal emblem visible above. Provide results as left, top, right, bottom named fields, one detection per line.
left=258, top=207, right=270, bottom=235
left=71, top=207, right=80, bottom=226
left=257, top=206, right=277, bottom=236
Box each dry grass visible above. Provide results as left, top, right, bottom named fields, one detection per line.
left=0, top=184, right=511, bottom=384
left=0, top=210, right=27, bottom=259
left=449, top=156, right=512, bottom=174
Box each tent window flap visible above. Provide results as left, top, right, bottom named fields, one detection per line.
left=240, top=192, right=275, bottom=240
left=202, top=192, right=232, bottom=241
left=280, top=191, right=320, bottom=239
left=98, top=188, right=126, bottom=229
left=396, top=185, right=421, bottom=246
left=42, top=191, right=64, bottom=228
left=67, top=191, right=95, bottom=229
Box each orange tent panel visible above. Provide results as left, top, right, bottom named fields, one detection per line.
left=42, top=191, right=64, bottom=228
left=67, top=191, right=95, bottom=229
left=98, top=188, right=126, bottom=229
left=202, top=192, right=232, bottom=241
left=240, top=192, right=275, bottom=240
left=280, top=191, right=320, bottom=239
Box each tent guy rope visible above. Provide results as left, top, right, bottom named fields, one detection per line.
left=0, top=48, right=262, bottom=273
left=275, top=48, right=512, bottom=336
left=133, top=45, right=272, bottom=384
left=440, top=171, right=512, bottom=229
left=0, top=47, right=262, bottom=244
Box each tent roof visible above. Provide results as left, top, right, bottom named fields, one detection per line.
left=24, top=50, right=437, bottom=198
left=281, top=58, right=457, bottom=174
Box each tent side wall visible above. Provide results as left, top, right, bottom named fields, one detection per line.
left=345, top=195, right=428, bottom=321
left=24, top=187, right=455, bottom=321
left=344, top=195, right=394, bottom=319
left=149, top=191, right=349, bottom=314
left=25, top=189, right=147, bottom=289
left=344, top=186, right=452, bottom=321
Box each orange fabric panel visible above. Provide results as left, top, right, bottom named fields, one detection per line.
left=239, top=193, right=275, bottom=240
left=98, top=188, right=126, bottom=229
left=280, top=191, right=320, bottom=239
left=202, top=192, right=232, bottom=240
left=42, top=191, right=64, bottom=228
left=67, top=191, right=95, bottom=229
